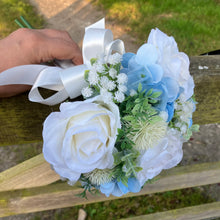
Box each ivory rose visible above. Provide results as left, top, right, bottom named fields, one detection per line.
left=43, top=96, right=121, bottom=184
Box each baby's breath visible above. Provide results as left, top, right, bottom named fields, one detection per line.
left=108, top=53, right=122, bottom=65
left=82, top=87, right=93, bottom=98
left=82, top=54, right=127, bottom=104
left=117, top=73, right=128, bottom=84
left=114, top=91, right=125, bottom=103
left=109, top=68, right=117, bottom=79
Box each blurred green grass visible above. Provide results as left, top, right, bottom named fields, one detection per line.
left=93, top=0, right=220, bottom=55
left=0, top=0, right=44, bottom=38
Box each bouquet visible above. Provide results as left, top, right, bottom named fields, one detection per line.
left=42, top=20, right=199, bottom=198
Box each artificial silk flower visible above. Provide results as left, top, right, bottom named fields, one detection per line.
left=43, top=95, right=121, bottom=183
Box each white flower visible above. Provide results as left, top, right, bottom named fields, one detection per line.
left=117, top=73, right=128, bottom=84
left=100, top=76, right=110, bottom=88
left=180, top=124, right=187, bottom=133
left=118, top=84, right=127, bottom=93
left=88, top=69, right=99, bottom=85
left=94, top=62, right=105, bottom=73
left=100, top=88, right=114, bottom=104
left=106, top=81, right=116, bottom=91
left=108, top=53, right=122, bottom=65
left=109, top=68, right=118, bottom=79
left=109, top=68, right=117, bottom=79
left=130, top=89, right=137, bottom=96
left=81, top=87, right=93, bottom=98
left=159, top=111, right=168, bottom=122
left=43, top=96, right=121, bottom=184
left=174, top=96, right=195, bottom=126
left=136, top=128, right=183, bottom=186
left=147, top=28, right=194, bottom=101
left=114, top=91, right=125, bottom=103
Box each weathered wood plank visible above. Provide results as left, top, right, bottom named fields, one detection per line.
left=0, top=154, right=59, bottom=191
left=0, top=56, right=219, bottom=146
left=120, top=202, right=220, bottom=220
left=0, top=152, right=220, bottom=192
left=190, top=55, right=220, bottom=125
left=0, top=161, right=220, bottom=216
left=0, top=92, right=59, bottom=146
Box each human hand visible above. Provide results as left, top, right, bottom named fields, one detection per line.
left=0, top=28, right=83, bottom=97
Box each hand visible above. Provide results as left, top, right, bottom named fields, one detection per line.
left=0, top=28, right=83, bottom=97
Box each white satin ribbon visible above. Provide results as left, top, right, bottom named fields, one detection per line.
left=0, top=18, right=125, bottom=105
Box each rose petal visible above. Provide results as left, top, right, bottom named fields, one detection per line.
left=43, top=112, right=69, bottom=166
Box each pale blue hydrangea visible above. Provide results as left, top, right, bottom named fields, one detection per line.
left=99, top=178, right=141, bottom=197
left=121, top=43, right=180, bottom=122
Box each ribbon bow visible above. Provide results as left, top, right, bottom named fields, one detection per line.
left=0, top=19, right=125, bottom=105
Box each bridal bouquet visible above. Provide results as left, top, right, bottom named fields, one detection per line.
left=42, top=23, right=199, bottom=198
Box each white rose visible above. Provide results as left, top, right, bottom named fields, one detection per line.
left=136, top=128, right=183, bottom=186
left=148, top=28, right=194, bottom=101
left=43, top=95, right=121, bottom=184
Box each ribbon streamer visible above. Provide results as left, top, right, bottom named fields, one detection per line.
left=0, top=18, right=125, bottom=105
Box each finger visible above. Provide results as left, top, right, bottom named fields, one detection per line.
left=40, top=37, right=83, bottom=65
left=37, top=29, right=74, bottom=44
left=0, top=85, right=31, bottom=97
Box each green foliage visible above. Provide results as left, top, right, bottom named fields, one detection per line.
left=111, top=85, right=163, bottom=185
left=0, top=0, right=44, bottom=38
left=76, top=175, right=99, bottom=199
left=184, top=124, right=200, bottom=140
left=93, top=0, right=220, bottom=55
left=119, top=85, right=160, bottom=124
left=90, top=58, right=98, bottom=66
left=113, top=148, right=142, bottom=185
left=168, top=97, right=200, bottom=140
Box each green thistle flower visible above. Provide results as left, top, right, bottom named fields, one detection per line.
left=83, top=169, right=114, bottom=185
left=128, top=117, right=167, bottom=150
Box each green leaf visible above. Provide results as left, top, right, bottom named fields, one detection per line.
left=150, top=91, right=162, bottom=98
left=123, top=115, right=134, bottom=122
left=135, top=167, right=143, bottom=172
left=138, top=83, right=142, bottom=93
left=146, top=88, right=153, bottom=96
left=90, top=58, right=97, bottom=65
left=84, top=70, right=90, bottom=82
left=191, top=124, right=200, bottom=132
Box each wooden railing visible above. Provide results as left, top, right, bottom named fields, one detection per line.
left=0, top=55, right=220, bottom=219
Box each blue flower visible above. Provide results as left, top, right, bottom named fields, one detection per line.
left=99, top=178, right=141, bottom=197
left=166, top=102, right=174, bottom=122
left=121, top=43, right=180, bottom=115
